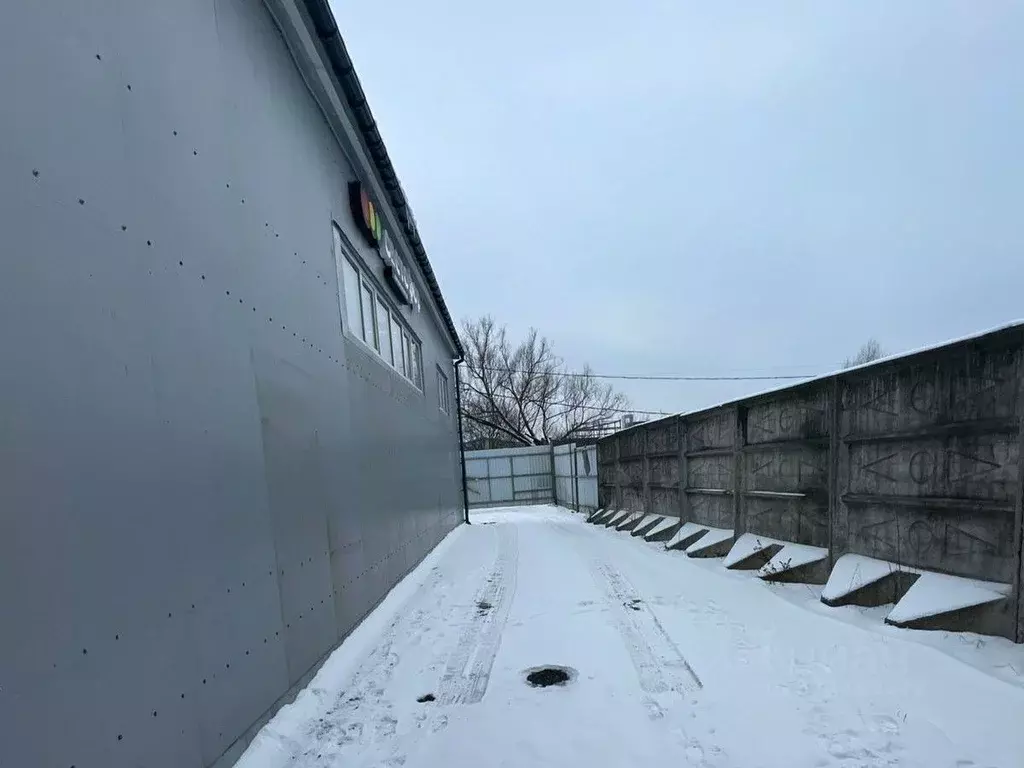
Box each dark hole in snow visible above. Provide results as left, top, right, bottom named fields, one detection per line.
left=525, top=666, right=573, bottom=688
left=477, top=600, right=492, bottom=613
left=625, top=598, right=643, bottom=611
left=417, top=693, right=436, bottom=703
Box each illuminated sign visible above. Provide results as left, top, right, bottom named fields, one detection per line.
left=348, top=182, right=420, bottom=312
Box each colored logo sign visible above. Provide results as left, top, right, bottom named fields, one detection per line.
left=349, top=182, right=383, bottom=246
left=348, top=182, right=421, bottom=312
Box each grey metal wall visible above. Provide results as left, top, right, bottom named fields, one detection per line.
left=597, top=325, right=1024, bottom=642
left=0, top=2, right=461, bottom=767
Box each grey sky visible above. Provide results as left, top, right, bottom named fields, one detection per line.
left=334, top=1, right=1024, bottom=416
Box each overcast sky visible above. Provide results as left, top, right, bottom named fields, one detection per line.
left=334, top=1, right=1024, bottom=417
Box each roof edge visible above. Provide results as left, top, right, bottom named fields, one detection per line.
left=301, top=0, right=464, bottom=357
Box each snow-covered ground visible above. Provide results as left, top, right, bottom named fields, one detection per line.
left=235, top=506, right=1024, bottom=768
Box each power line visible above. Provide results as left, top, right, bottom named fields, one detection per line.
left=478, top=366, right=814, bottom=382
left=466, top=389, right=671, bottom=417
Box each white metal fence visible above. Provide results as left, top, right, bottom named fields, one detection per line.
left=466, top=443, right=598, bottom=514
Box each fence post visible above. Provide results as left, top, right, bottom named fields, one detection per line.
left=678, top=416, right=690, bottom=522
left=642, top=429, right=651, bottom=514
left=828, top=377, right=841, bottom=571
left=615, top=435, right=623, bottom=510
left=733, top=406, right=746, bottom=536
left=1014, top=347, right=1024, bottom=643
left=550, top=443, right=558, bottom=507
left=572, top=444, right=580, bottom=512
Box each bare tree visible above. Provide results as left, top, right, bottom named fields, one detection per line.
left=843, top=338, right=884, bottom=368
left=459, top=316, right=630, bottom=446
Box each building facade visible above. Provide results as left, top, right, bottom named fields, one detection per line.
left=0, top=1, right=463, bottom=766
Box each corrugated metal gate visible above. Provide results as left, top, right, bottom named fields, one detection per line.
left=466, top=445, right=553, bottom=507
left=467, top=444, right=597, bottom=514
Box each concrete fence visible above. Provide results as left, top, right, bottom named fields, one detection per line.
left=597, top=323, right=1024, bottom=642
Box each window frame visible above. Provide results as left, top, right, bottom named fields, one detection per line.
left=437, top=366, right=450, bottom=414
left=332, top=223, right=424, bottom=391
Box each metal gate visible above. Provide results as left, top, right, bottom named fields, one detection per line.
left=466, top=443, right=598, bottom=514
left=466, top=445, right=554, bottom=507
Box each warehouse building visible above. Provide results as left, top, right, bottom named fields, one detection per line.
left=0, top=1, right=464, bottom=766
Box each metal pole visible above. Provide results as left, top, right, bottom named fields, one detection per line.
left=574, top=444, right=581, bottom=512
left=550, top=443, right=558, bottom=506
left=454, top=358, right=470, bottom=525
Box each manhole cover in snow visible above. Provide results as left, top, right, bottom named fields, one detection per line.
left=524, top=666, right=575, bottom=688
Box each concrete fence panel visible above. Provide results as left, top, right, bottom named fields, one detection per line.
left=597, top=323, right=1024, bottom=642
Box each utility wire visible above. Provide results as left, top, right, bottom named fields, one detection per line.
left=466, top=389, right=671, bottom=417
left=478, top=366, right=814, bottom=382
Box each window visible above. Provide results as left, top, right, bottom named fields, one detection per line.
left=341, top=257, right=362, bottom=336
left=411, top=340, right=423, bottom=389
left=403, top=331, right=413, bottom=383
left=396, top=329, right=407, bottom=378
left=360, top=281, right=377, bottom=349
left=376, top=301, right=393, bottom=365
left=390, top=314, right=403, bottom=373
left=437, top=367, right=450, bottom=414
left=333, top=227, right=423, bottom=390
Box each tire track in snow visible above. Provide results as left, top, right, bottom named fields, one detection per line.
left=374, top=525, right=518, bottom=767
left=437, top=524, right=519, bottom=704
left=555, top=521, right=701, bottom=696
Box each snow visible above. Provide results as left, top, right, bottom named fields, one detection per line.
left=643, top=516, right=680, bottom=540
left=615, top=511, right=645, bottom=530
left=234, top=506, right=1024, bottom=768
left=592, top=508, right=616, bottom=524
left=887, top=572, right=1012, bottom=624
left=821, top=554, right=920, bottom=603
left=665, top=521, right=709, bottom=550
left=757, top=541, right=829, bottom=577
left=619, top=512, right=651, bottom=531
left=722, top=532, right=786, bottom=568
left=605, top=510, right=631, bottom=527
left=685, top=525, right=734, bottom=554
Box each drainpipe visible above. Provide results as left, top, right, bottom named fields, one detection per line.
left=454, top=357, right=470, bottom=525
